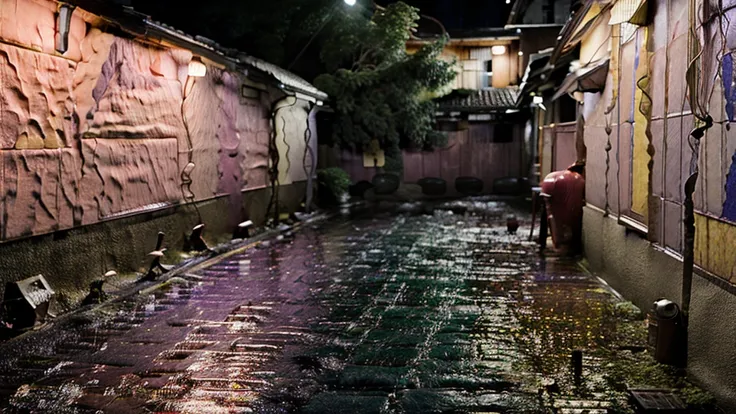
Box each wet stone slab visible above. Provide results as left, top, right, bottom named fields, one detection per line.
left=0, top=200, right=656, bottom=413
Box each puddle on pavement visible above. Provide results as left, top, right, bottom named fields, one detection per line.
left=0, top=199, right=663, bottom=413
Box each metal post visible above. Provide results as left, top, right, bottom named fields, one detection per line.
left=572, top=350, right=583, bottom=387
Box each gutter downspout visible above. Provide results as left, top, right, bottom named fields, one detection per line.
left=304, top=102, right=317, bottom=213
left=266, top=95, right=290, bottom=226
left=680, top=0, right=714, bottom=364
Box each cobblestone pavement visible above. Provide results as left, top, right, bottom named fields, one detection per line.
left=0, top=200, right=641, bottom=413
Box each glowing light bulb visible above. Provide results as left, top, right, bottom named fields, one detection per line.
left=491, top=45, right=506, bottom=55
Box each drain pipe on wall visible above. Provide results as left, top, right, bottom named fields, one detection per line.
left=303, top=102, right=317, bottom=213
left=679, top=0, right=716, bottom=363
left=681, top=118, right=711, bottom=366
left=681, top=172, right=698, bottom=324
left=681, top=116, right=712, bottom=325
left=266, top=95, right=285, bottom=226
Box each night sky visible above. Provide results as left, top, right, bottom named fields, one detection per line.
left=382, top=0, right=513, bottom=30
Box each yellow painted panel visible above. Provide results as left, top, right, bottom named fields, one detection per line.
left=580, top=16, right=612, bottom=64
left=694, top=213, right=736, bottom=281
left=631, top=27, right=650, bottom=219
left=609, top=25, right=621, bottom=113
left=572, top=2, right=603, bottom=40
left=694, top=214, right=710, bottom=271
left=364, top=140, right=385, bottom=167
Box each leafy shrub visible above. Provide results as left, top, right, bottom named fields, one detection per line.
left=317, top=168, right=351, bottom=201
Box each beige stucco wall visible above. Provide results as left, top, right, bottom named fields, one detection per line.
left=583, top=206, right=736, bottom=412
left=575, top=1, right=736, bottom=408
left=274, top=97, right=317, bottom=186
left=579, top=11, right=611, bottom=64
left=409, top=42, right=518, bottom=90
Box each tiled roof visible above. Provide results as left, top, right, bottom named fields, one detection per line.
left=239, top=55, right=328, bottom=101
left=68, top=2, right=327, bottom=101
left=437, top=87, right=519, bottom=112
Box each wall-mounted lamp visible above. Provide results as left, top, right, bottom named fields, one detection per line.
left=187, top=224, right=210, bottom=252
left=532, top=96, right=546, bottom=111
left=518, top=51, right=524, bottom=56
left=188, top=57, right=207, bottom=77
left=344, top=0, right=356, bottom=5
left=233, top=220, right=254, bottom=240
left=491, top=45, right=507, bottom=56
left=56, top=4, right=76, bottom=54
left=82, top=271, right=116, bottom=305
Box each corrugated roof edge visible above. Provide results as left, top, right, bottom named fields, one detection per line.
left=68, top=0, right=327, bottom=101
left=144, top=19, right=328, bottom=101
left=437, top=87, right=520, bottom=112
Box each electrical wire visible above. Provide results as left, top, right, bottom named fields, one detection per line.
left=603, top=27, right=622, bottom=216
left=180, top=75, right=204, bottom=225
left=303, top=103, right=317, bottom=212
left=265, top=96, right=298, bottom=224
left=581, top=32, right=613, bottom=68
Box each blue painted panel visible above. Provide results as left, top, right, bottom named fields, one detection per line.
left=723, top=150, right=736, bottom=222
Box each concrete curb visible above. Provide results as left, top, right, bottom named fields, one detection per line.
left=0, top=208, right=339, bottom=348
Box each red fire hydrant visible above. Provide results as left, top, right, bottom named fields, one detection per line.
left=540, top=164, right=585, bottom=252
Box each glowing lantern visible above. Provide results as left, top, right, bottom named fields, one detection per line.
left=188, top=58, right=207, bottom=77
left=491, top=45, right=506, bottom=56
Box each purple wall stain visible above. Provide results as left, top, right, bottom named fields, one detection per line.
left=722, top=53, right=736, bottom=122
left=215, top=71, right=246, bottom=226
left=723, top=150, right=736, bottom=222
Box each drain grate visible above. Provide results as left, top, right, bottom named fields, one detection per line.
left=629, top=388, right=687, bottom=412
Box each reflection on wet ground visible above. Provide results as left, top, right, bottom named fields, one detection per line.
left=0, top=200, right=656, bottom=413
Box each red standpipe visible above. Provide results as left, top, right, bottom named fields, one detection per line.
left=540, top=164, right=585, bottom=252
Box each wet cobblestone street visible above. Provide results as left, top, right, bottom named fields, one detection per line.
left=0, top=200, right=650, bottom=413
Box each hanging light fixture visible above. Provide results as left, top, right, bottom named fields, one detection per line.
left=56, top=3, right=75, bottom=54
left=188, top=57, right=207, bottom=77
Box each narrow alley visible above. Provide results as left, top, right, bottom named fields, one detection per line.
left=0, top=200, right=700, bottom=413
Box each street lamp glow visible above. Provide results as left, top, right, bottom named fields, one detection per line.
left=491, top=45, right=506, bottom=55
left=188, top=58, right=207, bottom=77
left=344, top=0, right=356, bottom=5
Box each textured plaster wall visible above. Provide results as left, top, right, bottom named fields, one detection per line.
left=0, top=0, right=317, bottom=302
left=84, top=37, right=190, bottom=140
left=0, top=0, right=314, bottom=244
left=0, top=183, right=306, bottom=309
left=583, top=207, right=736, bottom=411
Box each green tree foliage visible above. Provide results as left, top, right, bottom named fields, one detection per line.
left=317, top=167, right=351, bottom=201
left=133, top=0, right=455, bottom=171
left=315, top=2, right=456, bottom=170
